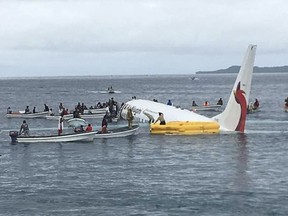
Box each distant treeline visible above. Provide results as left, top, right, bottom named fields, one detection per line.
left=196, top=65, right=288, bottom=74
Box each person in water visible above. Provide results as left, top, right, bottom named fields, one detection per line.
left=154, top=112, right=166, bottom=125
left=126, top=108, right=134, bottom=129
left=20, top=120, right=29, bottom=136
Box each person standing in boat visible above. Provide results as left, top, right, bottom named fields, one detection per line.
left=19, top=120, right=29, bottom=136
left=127, top=108, right=134, bottom=129
left=101, top=115, right=108, bottom=133
left=59, top=102, right=64, bottom=115
left=154, top=112, right=166, bottom=125
left=58, top=115, right=64, bottom=136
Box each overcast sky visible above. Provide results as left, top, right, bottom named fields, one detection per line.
left=1, top=0, right=288, bottom=77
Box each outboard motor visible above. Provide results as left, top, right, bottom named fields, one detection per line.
left=9, top=131, right=18, bottom=144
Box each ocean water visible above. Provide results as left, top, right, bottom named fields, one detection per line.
left=0, top=73, right=287, bottom=215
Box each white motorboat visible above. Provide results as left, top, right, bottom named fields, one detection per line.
left=99, top=88, right=121, bottom=94
left=247, top=107, right=260, bottom=114
left=93, top=125, right=139, bottom=138
left=45, top=114, right=73, bottom=120
left=84, top=108, right=107, bottom=114
left=46, top=112, right=106, bottom=121
left=9, top=125, right=139, bottom=143
left=191, top=105, right=222, bottom=112
left=6, top=111, right=50, bottom=119
left=80, top=113, right=106, bottom=119
left=9, top=130, right=99, bottom=143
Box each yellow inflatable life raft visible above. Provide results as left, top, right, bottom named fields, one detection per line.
left=150, top=121, right=220, bottom=135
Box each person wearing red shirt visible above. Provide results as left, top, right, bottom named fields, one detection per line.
left=85, top=123, right=93, bottom=132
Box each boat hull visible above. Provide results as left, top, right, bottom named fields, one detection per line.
left=14, top=131, right=99, bottom=143
left=100, top=90, right=121, bottom=94
left=94, top=125, right=139, bottom=138
left=80, top=113, right=106, bottom=119
left=45, top=114, right=73, bottom=120
left=45, top=113, right=105, bottom=120
left=247, top=107, right=259, bottom=114
left=191, top=105, right=222, bottom=112
left=84, top=108, right=106, bottom=114
left=9, top=125, right=139, bottom=143
left=6, top=111, right=50, bottom=118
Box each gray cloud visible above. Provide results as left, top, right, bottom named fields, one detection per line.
left=1, top=0, right=288, bottom=77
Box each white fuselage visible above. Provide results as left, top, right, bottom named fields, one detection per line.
left=120, top=99, right=215, bottom=123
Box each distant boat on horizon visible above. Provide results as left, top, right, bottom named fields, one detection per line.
left=190, top=76, right=199, bottom=81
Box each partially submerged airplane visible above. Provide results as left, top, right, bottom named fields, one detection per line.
left=120, top=44, right=257, bottom=134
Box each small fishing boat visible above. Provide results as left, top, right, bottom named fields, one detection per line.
left=247, top=107, right=260, bottom=114
left=45, top=112, right=106, bottom=120
left=8, top=125, right=139, bottom=143
left=84, top=108, right=107, bottom=114
left=190, top=77, right=199, bottom=81
left=93, top=125, right=139, bottom=139
left=6, top=111, right=50, bottom=119
left=9, top=130, right=99, bottom=143
left=99, top=87, right=121, bottom=94
left=191, top=105, right=222, bottom=112
left=247, top=103, right=260, bottom=114
left=79, top=113, right=106, bottom=119
left=45, top=114, right=73, bottom=120
left=99, top=90, right=122, bottom=94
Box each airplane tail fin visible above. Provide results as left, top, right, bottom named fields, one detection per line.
left=213, top=44, right=257, bottom=132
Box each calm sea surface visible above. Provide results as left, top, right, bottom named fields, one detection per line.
left=0, top=73, right=287, bottom=215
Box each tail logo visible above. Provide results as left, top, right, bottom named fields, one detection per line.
left=233, top=82, right=247, bottom=132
